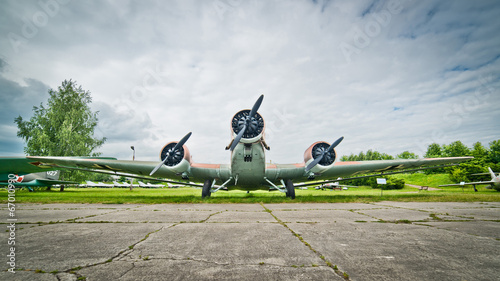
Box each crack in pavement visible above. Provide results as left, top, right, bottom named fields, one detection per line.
left=260, top=203, right=350, bottom=280
left=11, top=224, right=167, bottom=280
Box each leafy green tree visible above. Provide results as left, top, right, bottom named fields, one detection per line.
left=471, top=142, right=488, bottom=158
left=425, top=143, right=442, bottom=158
left=488, top=140, right=500, bottom=164
left=397, top=151, right=418, bottom=159
left=15, top=80, right=106, bottom=189
left=442, top=141, right=471, bottom=157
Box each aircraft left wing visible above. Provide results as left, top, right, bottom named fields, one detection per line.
left=26, top=156, right=214, bottom=187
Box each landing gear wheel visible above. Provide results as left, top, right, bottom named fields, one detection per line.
left=202, top=179, right=211, bottom=198
left=285, top=179, right=295, bottom=199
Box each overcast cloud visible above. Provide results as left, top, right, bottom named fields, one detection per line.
left=1, top=0, right=499, bottom=164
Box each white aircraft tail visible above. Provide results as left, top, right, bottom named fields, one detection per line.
left=488, top=167, right=496, bottom=179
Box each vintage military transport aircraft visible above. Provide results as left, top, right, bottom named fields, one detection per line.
left=23, top=95, right=472, bottom=198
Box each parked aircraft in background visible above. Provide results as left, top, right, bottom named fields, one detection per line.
left=439, top=167, right=500, bottom=191
left=21, top=95, right=472, bottom=199
left=85, top=181, right=114, bottom=188
left=138, top=181, right=164, bottom=188
left=0, top=166, right=76, bottom=191
left=113, top=181, right=131, bottom=188
left=315, top=179, right=358, bottom=190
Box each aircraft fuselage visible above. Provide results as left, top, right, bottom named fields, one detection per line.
left=230, top=142, right=266, bottom=189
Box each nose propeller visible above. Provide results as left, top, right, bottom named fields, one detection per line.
left=229, top=95, right=264, bottom=151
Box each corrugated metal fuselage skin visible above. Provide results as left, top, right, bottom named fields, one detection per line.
left=230, top=142, right=266, bottom=190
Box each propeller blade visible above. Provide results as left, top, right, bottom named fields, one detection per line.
left=249, top=94, right=264, bottom=119
left=173, top=132, right=192, bottom=151
left=305, top=136, right=344, bottom=172
left=305, top=156, right=323, bottom=172
left=327, top=136, right=344, bottom=152
left=150, top=158, right=168, bottom=176
left=149, top=132, right=192, bottom=176
left=229, top=124, right=246, bottom=151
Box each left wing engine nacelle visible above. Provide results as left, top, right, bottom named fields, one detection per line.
left=304, top=141, right=337, bottom=171
left=158, top=142, right=191, bottom=172
left=230, top=109, right=265, bottom=144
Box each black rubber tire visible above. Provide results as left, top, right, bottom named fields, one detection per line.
left=202, top=179, right=211, bottom=198
left=285, top=179, right=295, bottom=199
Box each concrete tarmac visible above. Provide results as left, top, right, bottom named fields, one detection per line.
left=1, top=202, right=499, bottom=280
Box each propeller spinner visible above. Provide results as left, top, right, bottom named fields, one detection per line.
left=150, top=132, right=192, bottom=176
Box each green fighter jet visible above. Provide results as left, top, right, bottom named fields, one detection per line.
left=0, top=157, right=78, bottom=191
left=25, top=95, right=472, bottom=198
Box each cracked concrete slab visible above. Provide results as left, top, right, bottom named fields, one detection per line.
left=1, top=222, right=165, bottom=272
left=205, top=210, right=276, bottom=223
left=273, top=209, right=377, bottom=223
left=1, top=203, right=498, bottom=280
left=128, top=223, right=326, bottom=267
left=372, top=201, right=499, bottom=209
left=430, top=208, right=500, bottom=221
left=264, top=203, right=387, bottom=210
left=135, top=203, right=265, bottom=212
left=79, top=259, right=338, bottom=281
left=0, top=270, right=59, bottom=280
left=422, top=220, right=500, bottom=239
left=356, top=208, right=436, bottom=222
left=76, top=210, right=215, bottom=223
left=5, top=208, right=119, bottom=223
left=289, top=221, right=500, bottom=281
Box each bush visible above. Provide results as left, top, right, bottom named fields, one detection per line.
left=370, top=177, right=405, bottom=190
left=344, top=176, right=405, bottom=190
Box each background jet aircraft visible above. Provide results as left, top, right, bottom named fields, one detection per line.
left=138, top=181, right=164, bottom=188
left=113, top=181, right=132, bottom=188
left=26, top=95, right=472, bottom=199
left=439, top=167, right=500, bottom=191
left=0, top=157, right=78, bottom=191
left=85, top=181, right=114, bottom=188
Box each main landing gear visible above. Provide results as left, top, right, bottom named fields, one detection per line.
left=285, top=179, right=295, bottom=199
left=202, top=179, right=211, bottom=198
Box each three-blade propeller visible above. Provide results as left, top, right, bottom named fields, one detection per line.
left=229, top=95, right=264, bottom=151
left=305, top=136, right=344, bottom=172
left=150, top=132, right=192, bottom=176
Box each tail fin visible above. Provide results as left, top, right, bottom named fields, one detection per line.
left=488, top=167, right=496, bottom=180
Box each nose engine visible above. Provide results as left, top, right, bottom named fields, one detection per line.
left=231, top=109, right=265, bottom=144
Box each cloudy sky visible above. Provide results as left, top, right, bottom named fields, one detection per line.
left=1, top=0, right=499, bottom=164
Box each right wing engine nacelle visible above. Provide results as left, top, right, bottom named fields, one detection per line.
left=304, top=141, right=337, bottom=171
